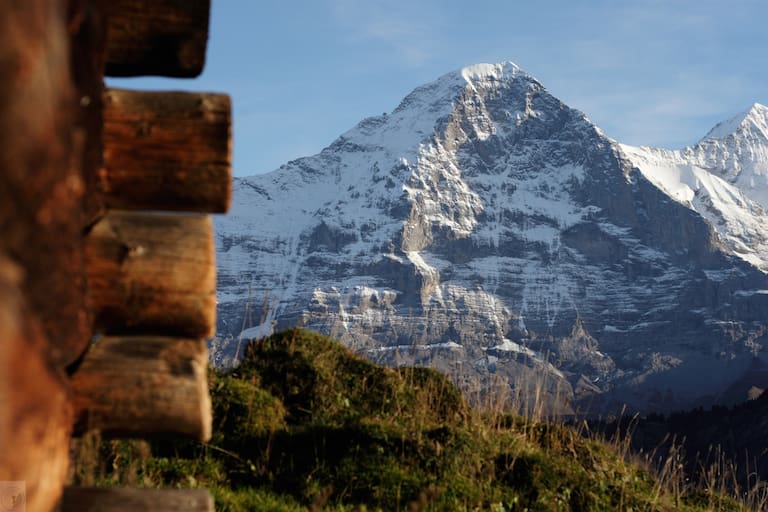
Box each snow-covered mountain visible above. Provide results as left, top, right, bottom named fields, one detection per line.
left=621, top=103, right=768, bottom=270
left=214, top=62, right=768, bottom=414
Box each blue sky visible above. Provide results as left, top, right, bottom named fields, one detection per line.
left=110, top=0, right=767, bottom=177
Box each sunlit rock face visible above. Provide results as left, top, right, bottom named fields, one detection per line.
left=215, top=62, right=768, bottom=415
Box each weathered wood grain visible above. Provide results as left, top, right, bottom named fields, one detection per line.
left=60, top=487, right=214, bottom=511
left=0, top=255, right=72, bottom=512
left=0, top=0, right=92, bottom=368
left=69, top=0, right=108, bottom=223
left=105, top=0, right=211, bottom=77
left=86, top=211, right=216, bottom=337
left=70, top=336, right=212, bottom=440
left=102, top=88, right=231, bottom=213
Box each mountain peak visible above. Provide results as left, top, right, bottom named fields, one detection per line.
left=339, top=61, right=552, bottom=158
left=459, top=61, right=524, bottom=83
left=393, top=61, right=535, bottom=110
left=702, top=102, right=768, bottom=141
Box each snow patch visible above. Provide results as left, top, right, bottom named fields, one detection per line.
left=487, top=338, right=536, bottom=357
left=238, top=322, right=273, bottom=341
left=734, top=289, right=768, bottom=297
left=621, top=143, right=768, bottom=271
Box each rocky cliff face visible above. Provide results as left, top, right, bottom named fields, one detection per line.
left=214, top=62, right=768, bottom=415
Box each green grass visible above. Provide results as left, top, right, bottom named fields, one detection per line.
left=70, top=328, right=747, bottom=511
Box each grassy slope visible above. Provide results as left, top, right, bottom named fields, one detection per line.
left=71, top=329, right=743, bottom=511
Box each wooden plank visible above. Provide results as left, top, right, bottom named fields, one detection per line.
left=86, top=211, right=216, bottom=338
left=105, top=0, right=211, bottom=77
left=61, top=487, right=214, bottom=511
left=0, top=0, right=92, bottom=368
left=70, top=336, right=212, bottom=440
left=0, top=254, right=72, bottom=512
left=102, top=88, right=231, bottom=213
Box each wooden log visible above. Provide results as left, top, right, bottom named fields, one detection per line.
left=71, top=336, right=212, bottom=440
left=102, top=88, right=231, bottom=213
left=0, top=254, right=73, bottom=512
left=61, top=487, right=214, bottom=511
left=0, top=0, right=92, bottom=368
left=105, top=0, right=210, bottom=77
left=86, top=211, right=216, bottom=338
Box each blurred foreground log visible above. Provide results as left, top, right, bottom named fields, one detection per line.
left=71, top=336, right=211, bottom=440
left=0, top=0, right=91, bottom=368
left=69, top=0, right=108, bottom=223
left=102, top=88, right=231, bottom=212
left=86, top=211, right=216, bottom=337
left=0, top=256, right=72, bottom=512
left=0, top=1, right=91, bottom=510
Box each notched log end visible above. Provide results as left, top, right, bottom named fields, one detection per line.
left=104, top=0, right=212, bottom=78
left=71, top=337, right=212, bottom=441
left=86, top=212, right=216, bottom=338
left=102, top=89, right=232, bottom=213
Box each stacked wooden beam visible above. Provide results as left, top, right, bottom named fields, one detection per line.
left=0, top=0, right=231, bottom=510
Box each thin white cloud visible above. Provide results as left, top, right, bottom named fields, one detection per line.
left=505, top=0, right=766, bottom=149
left=328, top=0, right=440, bottom=66
left=562, top=73, right=756, bottom=149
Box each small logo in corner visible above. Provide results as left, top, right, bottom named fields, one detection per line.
left=0, top=482, right=25, bottom=512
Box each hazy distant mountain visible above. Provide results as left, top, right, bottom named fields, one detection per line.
left=214, top=62, right=768, bottom=415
